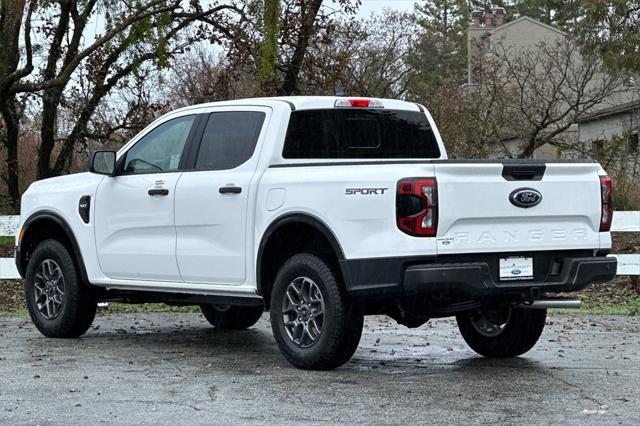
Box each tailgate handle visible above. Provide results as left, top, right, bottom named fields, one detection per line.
left=502, top=163, right=546, bottom=181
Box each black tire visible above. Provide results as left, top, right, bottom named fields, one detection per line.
left=24, top=239, right=97, bottom=338
left=270, top=253, right=363, bottom=370
left=456, top=306, right=547, bottom=358
left=200, top=304, right=264, bottom=330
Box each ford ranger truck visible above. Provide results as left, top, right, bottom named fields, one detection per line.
left=14, top=96, right=617, bottom=370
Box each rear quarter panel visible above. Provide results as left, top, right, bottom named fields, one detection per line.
left=255, top=163, right=439, bottom=261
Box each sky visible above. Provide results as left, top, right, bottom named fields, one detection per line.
left=355, top=0, right=416, bottom=17
left=27, top=1, right=419, bottom=70
left=81, top=1, right=419, bottom=43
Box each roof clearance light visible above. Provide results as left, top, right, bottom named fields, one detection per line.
left=334, top=98, right=384, bottom=108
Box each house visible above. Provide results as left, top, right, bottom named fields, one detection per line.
left=578, top=99, right=639, bottom=144
left=466, top=11, right=640, bottom=165
left=466, top=10, right=577, bottom=159
left=467, top=10, right=566, bottom=86
left=577, top=98, right=640, bottom=176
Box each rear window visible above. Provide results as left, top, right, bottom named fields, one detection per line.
left=282, top=109, right=440, bottom=159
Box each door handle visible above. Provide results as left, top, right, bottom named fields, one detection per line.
left=219, top=186, right=242, bottom=195
left=148, top=188, right=169, bottom=196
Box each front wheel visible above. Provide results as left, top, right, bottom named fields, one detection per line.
left=270, top=253, right=363, bottom=370
left=456, top=306, right=546, bottom=357
left=24, top=239, right=97, bottom=338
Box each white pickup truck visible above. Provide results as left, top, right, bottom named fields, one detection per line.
left=15, top=96, right=617, bottom=370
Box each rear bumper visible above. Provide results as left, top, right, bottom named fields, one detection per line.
left=403, top=256, right=617, bottom=296
left=340, top=252, right=617, bottom=299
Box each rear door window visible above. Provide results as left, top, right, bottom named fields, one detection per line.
left=283, top=109, right=440, bottom=159
left=195, top=111, right=266, bottom=170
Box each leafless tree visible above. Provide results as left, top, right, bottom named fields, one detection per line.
left=288, top=10, right=419, bottom=98
left=167, top=47, right=259, bottom=107
left=472, top=38, right=626, bottom=158
left=0, top=0, right=246, bottom=211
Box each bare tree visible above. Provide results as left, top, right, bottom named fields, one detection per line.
left=275, top=0, right=360, bottom=95
left=167, top=47, right=259, bottom=107
left=289, top=10, right=419, bottom=98
left=0, top=0, right=245, bottom=211
left=472, top=38, right=626, bottom=158
left=164, top=0, right=362, bottom=101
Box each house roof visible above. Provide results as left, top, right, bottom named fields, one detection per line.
left=578, top=99, right=640, bottom=123
left=490, top=16, right=566, bottom=37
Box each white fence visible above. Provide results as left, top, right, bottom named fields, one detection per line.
left=1, top=213, right=639, bottom=279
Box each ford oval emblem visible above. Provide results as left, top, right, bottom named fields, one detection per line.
left=509, top=188, right=542, bottom=208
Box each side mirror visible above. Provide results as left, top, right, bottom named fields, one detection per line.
left=89, top=151, right=116, bottom=176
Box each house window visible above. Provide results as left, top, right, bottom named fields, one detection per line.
left=482, top=32, right=492, bottom=54
left=629, top=133, right=639, bottom=154
left=592, top=140, right=604, bottom=157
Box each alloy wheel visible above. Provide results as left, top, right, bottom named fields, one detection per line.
left=470, top=306, right=512, bottom=338
left=281, top=276, right=325, bottom=348
left=33, top=259, right=65, bottom=320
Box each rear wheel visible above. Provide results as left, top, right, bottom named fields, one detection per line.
left=456, top=305, right=546, bottom=357
left=270, top=253, right=363, bottom=370
left=24, top=239, right=97, bottom=338
left=200, top=304, right=264, bottom=330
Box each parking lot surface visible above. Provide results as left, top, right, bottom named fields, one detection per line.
left=1, top=312, right=639, bottom=425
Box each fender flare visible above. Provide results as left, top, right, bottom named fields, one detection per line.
left=17, top=210, right=89, bottom=284
left=256, top=212, right=347, bottom=296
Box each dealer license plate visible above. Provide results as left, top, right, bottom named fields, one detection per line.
left=499, top=257, right=533, bottom=280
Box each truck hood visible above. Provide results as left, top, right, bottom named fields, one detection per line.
left=25, top=172, right=103, bottom=195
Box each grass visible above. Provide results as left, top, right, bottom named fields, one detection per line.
left=0, top=279, right=202, bottom=316
left=2, top=278, right=640, bottom=318
left=0, top=236, right=14, bottom=245
left=551, top=298, right=640, bottom=316
left=100, top=303, right=201, bottom=314
left=1, top=307, right=27, bottom=317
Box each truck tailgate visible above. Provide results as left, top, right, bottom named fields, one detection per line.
left=433, top=162, right=602, bottom=255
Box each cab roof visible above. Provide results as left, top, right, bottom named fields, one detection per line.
left=174, top=96, right=423, bottom=113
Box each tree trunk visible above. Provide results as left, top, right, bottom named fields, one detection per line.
left=0, top=0, right=28, bottom=212
left=517, top=134, right=539, bottom=159
left=0, top=95, right=22, bottom=213
left=277, top=0, right=323, bottom=95
left=37, top=88, right=64, bottom=180
left=259, top=0, right=279, bottom=95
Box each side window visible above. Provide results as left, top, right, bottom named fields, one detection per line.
left=195, top=111, right=266, bottom=171
left=124, top=115, right=196, bottom=174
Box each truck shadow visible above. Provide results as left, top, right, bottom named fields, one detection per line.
left=74, top=330, right=542, bottom=375
left=22, top=314, right=550, bottom=375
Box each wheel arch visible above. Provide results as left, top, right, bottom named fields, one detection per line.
left=17, top=210, right=89, bottom=284
left=256, top=212, right=349, bottom=307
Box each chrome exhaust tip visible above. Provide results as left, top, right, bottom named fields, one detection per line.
left=518, top=298, right=582, bottom=310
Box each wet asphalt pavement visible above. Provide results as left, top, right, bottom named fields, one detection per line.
left=0, top=312, right=639, bottom=425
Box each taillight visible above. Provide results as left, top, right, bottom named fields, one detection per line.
left=396, top=178, right=438, bottom=237
left=599, top=176, right=613, bottom=232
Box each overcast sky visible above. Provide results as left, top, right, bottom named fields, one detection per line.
left=355, top=0, right=416, bottom=17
